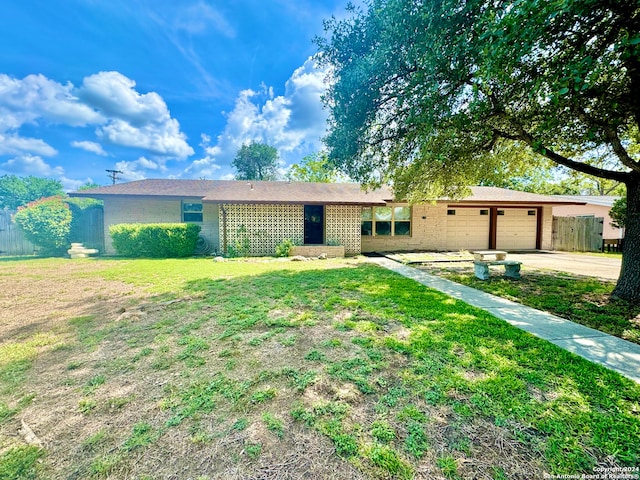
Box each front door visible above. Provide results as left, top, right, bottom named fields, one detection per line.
left=304, top=205, right=324, bottom=244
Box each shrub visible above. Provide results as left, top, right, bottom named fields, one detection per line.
left=109, top=223, right=201, bottom=258
left=14, top=196, right=72, bottom=256
left=226, top=225, right=251, bottom=257
left=275, top=238, right=296, bottom=257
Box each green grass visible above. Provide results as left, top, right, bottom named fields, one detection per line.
left=1, top=257, right=639, bottom=479
left=429, top=266, right=640, bottom=344
left=0, top=445, right=44, bottom=480
left=262, top=412, right=285, bottom=438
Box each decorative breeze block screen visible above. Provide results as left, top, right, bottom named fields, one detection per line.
left=326, top=205, right=361, bottom=255
left=221, top=204, right=304, bottom=256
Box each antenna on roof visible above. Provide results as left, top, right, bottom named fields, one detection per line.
left=106, top=169, right=123, bottom=185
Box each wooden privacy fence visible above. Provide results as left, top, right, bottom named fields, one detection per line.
left=0, top=207, right=104, bottom=256
left=0, top=210, right=36, bottom=255
left=552, top=216, right=604, bottom=252
left=72, top=206, right=105, bottom=252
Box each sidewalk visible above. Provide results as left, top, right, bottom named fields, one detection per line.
left=368, top=256, right=640, bottom=384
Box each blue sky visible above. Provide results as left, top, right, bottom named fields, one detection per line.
left=0, top=0, right=352, bottom=190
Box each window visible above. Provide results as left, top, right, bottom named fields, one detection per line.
left=497, top=210, right=505, bottom=216
left=375, top=207, right=392, bottom=235
left=528, top=210, right=536, bottom=216
left=447, top=209, right=456, bottom=215
left=182, top=202, right=203, bottom=222
left=480, top=209, right=489, bottom=215
left=394, top=206, right=411, bottom=236
left=361, top=207, right=373, bottom=236
left=361, top=206, right=411, bottom=237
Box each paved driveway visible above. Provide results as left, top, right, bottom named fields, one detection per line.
left=508, top=251, right=621, bottom=280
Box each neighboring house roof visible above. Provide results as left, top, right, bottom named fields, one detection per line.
left=70, top=179, right=583, bottom=206
left=553, top=195, right=621, bottom=207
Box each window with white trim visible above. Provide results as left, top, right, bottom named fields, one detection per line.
left=361, top=206, right=411, bottom=236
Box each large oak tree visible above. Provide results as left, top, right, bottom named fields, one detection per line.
left=317, top=0, right=640, bottom=302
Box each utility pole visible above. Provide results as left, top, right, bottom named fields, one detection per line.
left=106, top=169, right=123, bottom=185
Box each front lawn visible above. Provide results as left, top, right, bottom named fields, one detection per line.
left=419, top=263, right=640, bottom=345
left=1, top=257, right=639, bottom=479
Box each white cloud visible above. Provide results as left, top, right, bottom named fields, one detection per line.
left=184, top=134, right=222, bottom=178
left=0, top=73, right=104, bottom=131
left=97, top=118, right=193, bottom=159
left=174, top=2, right=235, bottom=37
left=60, top=176, right=95, bottom=192
left=71, top=140, right=108, bottom=156
left=0, top=134, right=57, bottom=157
left=78, top=72, right=170, bottom=127
left=114, top=157, right=167, bottom=181
left=189, top=57, right=329, bottom=178
left=0, top=71, right=193, bottom=160
left=0, top=154, right=64, bottom=177
left=78, top=71, right=194, bottom=159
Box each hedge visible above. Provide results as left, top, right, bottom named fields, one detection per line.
left=109, top=223, right=201, bottom=258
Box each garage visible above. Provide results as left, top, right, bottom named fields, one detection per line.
left=496, top=208, right=538, bottom=250
left=446, top=208, right=490, bottom=250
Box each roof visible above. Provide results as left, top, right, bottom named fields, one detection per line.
left=452, top=186, right=586, bottom=205
left=553, top=195, right=621, bottom=207
left=70, top=180, right=583, bottom=206
left=71, top=179, right=391, bottom=206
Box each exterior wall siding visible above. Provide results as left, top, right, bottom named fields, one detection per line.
left=363, top=203, right=555, bottom=252
left=553, top=204, right=622, bottom=239
left=541, top=205, right=554, bottom=250
left=102, top=197, right=219, bottom=255
left=220, top=204, right=304, bottom=256
left=362, top=204, right=447, bottom=252
left=200, top=203, right=220, bottom=254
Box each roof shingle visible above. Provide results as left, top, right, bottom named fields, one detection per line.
left=71, top=179, right=583, bottom=206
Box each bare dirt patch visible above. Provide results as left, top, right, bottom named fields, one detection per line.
left=0, top=260, right=139, bottom=342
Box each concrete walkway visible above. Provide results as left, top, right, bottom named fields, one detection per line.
left=368, top=256, right=640, bottom=384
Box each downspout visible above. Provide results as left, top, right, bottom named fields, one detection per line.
left=221, top=204, right=228, bottom=255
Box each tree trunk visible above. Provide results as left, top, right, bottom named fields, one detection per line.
left=612, top=175, right=640, bottom=303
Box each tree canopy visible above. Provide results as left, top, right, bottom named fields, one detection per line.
left=0, top=175, right=64, bottom=210
left=610, top=197, right=627, bottom=230
left=232, top=142, right=280, bottom=181
left=287, top=152, right=343, bottom=183
left=318, top=0, right=640, bottom=302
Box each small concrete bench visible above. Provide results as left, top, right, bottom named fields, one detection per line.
left=68, top=243, right=99, bottom=259
left=473, top=260, right=522, bottom=280
left=473, top=250, right=508, bottom=261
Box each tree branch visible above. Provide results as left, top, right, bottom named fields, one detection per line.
left=491, top=127, right=631, bottom=183
left=572, top=106, right=640, bottom=173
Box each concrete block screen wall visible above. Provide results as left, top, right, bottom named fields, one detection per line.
left=220, top=203, right=363, bottom=256
left=221, top=204, right=304, bottom=256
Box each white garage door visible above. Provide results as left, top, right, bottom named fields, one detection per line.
left=446, top=209, right=490, bottom=250
left=496, top=209, right=537, bottom=250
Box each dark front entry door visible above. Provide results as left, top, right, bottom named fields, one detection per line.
left=304, top=205, right=324, bottom=244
